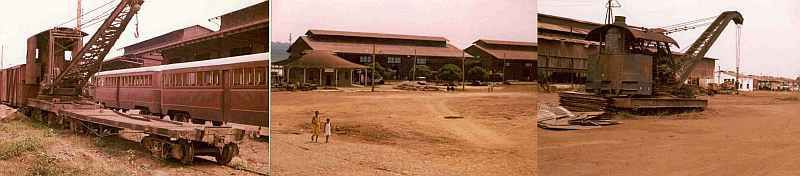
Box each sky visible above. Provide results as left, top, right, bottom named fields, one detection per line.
left=0, top=0, right=264, bottom=69
left=539, top=0, right=800, bottom=78
left=271, top=0, right=536, bottom=49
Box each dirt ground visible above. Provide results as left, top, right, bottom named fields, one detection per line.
left=271, top=84, right=536, bottom=176
left=0, top=106, right=268, bottom=176
left=538, top=91, right=800, bottom=176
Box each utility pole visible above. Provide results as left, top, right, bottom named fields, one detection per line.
left=77, top=0, right=82, bottom=31
left=461, top=51, right=465, bottom=91
left=735, top=24, right=741, bottom=94
left=1, top=45, right=4, bottom=69
left=75, top=0, right=84, bottom=54
left=605, top=0, right=621, bottom=24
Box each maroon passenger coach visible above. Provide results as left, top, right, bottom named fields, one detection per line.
left=93, top=53, right=268, bottom=127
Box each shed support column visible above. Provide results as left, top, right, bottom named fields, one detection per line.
left=335, top=69, right=339, bottom=87
left=319, top=68, right=323, bottom=86
left=303, top=68, right=307, bottom=85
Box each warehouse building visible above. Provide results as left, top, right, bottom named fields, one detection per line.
left=286, top=29, right=468, bottom=83
left=464, top=39, right=537, bottom=81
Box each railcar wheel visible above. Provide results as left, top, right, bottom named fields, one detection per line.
left=31, top=109, right=42, bottom=122
left=211, top=121, right=223, bottom=126
left=215, top=143, right=238, bottom=165
left=142, top=136, right=168, bottom=160
left=178, top=141, right=195, bottom=164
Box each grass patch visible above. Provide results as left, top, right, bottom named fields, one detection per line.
left=92, top=137, right=141, bottom=157
left=28, top=152, right=66, bottom=176
left=0, top=136, right=43, bottom=160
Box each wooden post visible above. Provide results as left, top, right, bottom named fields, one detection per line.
left=412, top=49, right=417, bottom=80
left=303, top=68, right=307, bottom=85
left=371, top=44, right=376, bottom=92
left=335, top=69, right=339, bottom=87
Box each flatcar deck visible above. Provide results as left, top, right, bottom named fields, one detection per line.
left=24, top=98, right=245, bottom=164
left=60, top=109, right=245, bottom=143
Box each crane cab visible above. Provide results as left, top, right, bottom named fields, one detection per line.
left=585, top=16, right=677, bottom=97
left=25, top=27, right=87, bottom=95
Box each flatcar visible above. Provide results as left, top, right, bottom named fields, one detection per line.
left=93, top=53, right=268, bottom=127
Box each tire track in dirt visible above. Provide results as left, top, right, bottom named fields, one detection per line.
left=418, top=97, right=513, bottom=149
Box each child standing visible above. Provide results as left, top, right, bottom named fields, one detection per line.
left=324, top=118, right=332, bottom=143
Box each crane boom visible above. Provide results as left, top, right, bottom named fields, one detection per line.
left=43, top=0, right=144, bottom=96
left=674, top=11, right=743, bottom=88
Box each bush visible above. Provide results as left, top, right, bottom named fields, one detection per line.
left=414, top=65, right=432, bottom=79
left=467, top=66, right=489, bottom=81
left=372, top=63, right=395, bottom=80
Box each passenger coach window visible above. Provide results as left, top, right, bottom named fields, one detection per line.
left=256, top=67, right=266, bottom=85
left=213, top=71, right=220, bottom=86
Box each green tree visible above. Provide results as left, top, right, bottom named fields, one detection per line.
left=438, top=64, right=462, bottom=82
left=467, top=66, right=489, bottom=81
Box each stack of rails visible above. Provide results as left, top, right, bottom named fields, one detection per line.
left=558, top=91, right=610, bottom=112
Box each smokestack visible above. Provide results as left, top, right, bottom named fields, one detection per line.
left=614, top=16, right=627, bottom=26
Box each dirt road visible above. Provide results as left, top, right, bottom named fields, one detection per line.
left=271, top=85, right=536, bottom=176
left=538, top=91, right=800, bottom=176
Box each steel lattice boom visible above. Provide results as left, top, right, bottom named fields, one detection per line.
left=674, top=11, right=743, bottom=88
left=43, top=0, right=144, bottom=96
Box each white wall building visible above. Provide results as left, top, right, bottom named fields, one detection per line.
left=714, top=71, right=754, bottom=91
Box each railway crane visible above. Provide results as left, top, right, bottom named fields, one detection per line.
left=16, top=0, right=245, bottom=164
left=559, top=11, right=743, bottom=113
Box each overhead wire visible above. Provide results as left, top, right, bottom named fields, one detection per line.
left=81, top=4, right=117, bottom=30
left=55, top=0, right=120, bottom=28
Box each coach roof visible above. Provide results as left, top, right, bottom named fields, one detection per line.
left=96, top=53, right=267, bottom=76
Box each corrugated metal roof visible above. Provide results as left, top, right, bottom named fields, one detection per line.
left=467, top=45, right=536, bottom=61
left=538, top=22, right=593, bottom=35
left=298, top=36, right=468, bottom=58
left=586, top=24, right=679, bottom=46
left=96, top=53, right=266, bottom=76
left=130, top=19, right=267, bottom=55
left=538, top=35, right=598, bottom=45
left=476, top=39, right=537, bottom=47
left=307, top=29, right=447, bottom=42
